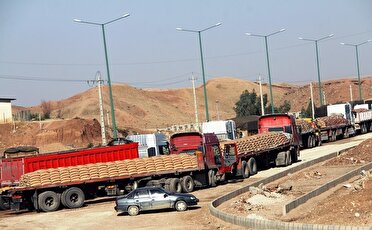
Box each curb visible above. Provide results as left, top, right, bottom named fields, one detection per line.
left=209, top=148, right=372, bottom=230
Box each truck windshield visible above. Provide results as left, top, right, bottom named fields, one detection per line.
left=268, top=127, right=283, bottom=132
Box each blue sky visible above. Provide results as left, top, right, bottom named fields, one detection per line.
left=1, top=0, right=372, bottom=106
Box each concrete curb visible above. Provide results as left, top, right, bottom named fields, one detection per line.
left=209, top=148, right=372, bottom=230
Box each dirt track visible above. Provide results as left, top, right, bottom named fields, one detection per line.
left=0, top=134, right=371, bottom=229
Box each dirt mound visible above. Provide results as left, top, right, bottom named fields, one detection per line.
left=324, top=138, right=372, bottom=165
left=0, top=118, right=103, bottom=155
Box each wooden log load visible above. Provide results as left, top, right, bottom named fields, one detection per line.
left=233, top=132, right=290, bottom=155
left=18, top=154, right=198, bottom=188
left=315, top=115, right=349, bottom=128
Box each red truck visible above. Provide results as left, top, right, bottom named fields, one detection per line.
left=257, top=114, right=300, bottom=166
left=1, top=134, right=239, bottom=212
left=0, top=142, right=139, bottom=210
left=170, top=132, right=238, bottom=187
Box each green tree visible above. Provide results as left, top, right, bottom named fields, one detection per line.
left=234, top=89, right=268, bottom=117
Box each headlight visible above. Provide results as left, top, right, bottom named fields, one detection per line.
left=190, top=196, right=196, bottom=200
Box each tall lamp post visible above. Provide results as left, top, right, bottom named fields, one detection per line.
left=340, top=39, right=372, bottom=101
left=246, top=29, right=285, bottom=114
left=299, top=34, right=333, bottom=106
left=74, top=14, right=130, bottom=139
left=177, top=23, right=222, bottom=121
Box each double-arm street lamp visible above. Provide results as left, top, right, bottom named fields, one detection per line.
left=74, top=14, right=130, bottom=139
left=299, top=34, right=333, bottom=106
left=176, top=23, right=222, bottom=121
left=340, top=39, right=372, bottom=101
left=246, top=29, right=286, bottom=114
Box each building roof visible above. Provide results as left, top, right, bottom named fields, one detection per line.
left=0, top=98, right=16, bottom=103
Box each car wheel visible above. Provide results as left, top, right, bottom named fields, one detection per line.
left=175, top=200, right=187, bottom=212
left=127, top=205, right=139, bottom=216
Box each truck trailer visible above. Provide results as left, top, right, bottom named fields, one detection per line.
left=2, top=135, right=239, bottom=212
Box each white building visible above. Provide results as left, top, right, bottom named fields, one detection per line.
left=0, top=98, right=15, bottom=124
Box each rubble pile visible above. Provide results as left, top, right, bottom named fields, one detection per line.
left=234, top=132, right=290, bottom=155
left=315, top=115, right=349, bottom=128
left=295, top=119, right=313, bottom=133
left=19, top=154, right=198, bottom=188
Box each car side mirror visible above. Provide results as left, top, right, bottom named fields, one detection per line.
left=163, top=194, right=168, bottom=198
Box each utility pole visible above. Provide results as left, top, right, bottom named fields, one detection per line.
left=258, top=75, right=265, bottom=116
left=215, top=100, right=220, bottom=120
left=349, top=85, right=353, bottom=102
left=310, top=83, right=315, bottom=120
left=190, top=73, right=200, bottom=131
left=88, top=71, right=107, bottom=145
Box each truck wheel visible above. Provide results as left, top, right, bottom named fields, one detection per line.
left=61, top=187, right=85, bottom=209
left=181, top=176, right=195, bottom=193
left=307, top=137, right=312, bottom=148
left=241, top=161, right=250, bottom=179
left=38, top=191, right=60, bottom=212
left=247, top=158, right=257, bottom=175
left=169, top=178, right=182, bottom=193
left=208, top=170, right=217, bottom=186
left=175, top=200, right=187, bottom=211
left=285, top=151, right=292, bottom=166
left=0, top=197, right=10, bottom=210
left=127, top=205, right=139, bottom=216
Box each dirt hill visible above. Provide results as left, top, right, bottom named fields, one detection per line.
left=30, top=76, right=372, bottom=130
left=2, top=76, right=372, bottom=151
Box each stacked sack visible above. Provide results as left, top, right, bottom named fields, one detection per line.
left=234, top=132, right=290, bottom=155
left=295, top=119, right=313, bottom=133
left=19, top=154, right=198, bottom=188
left=315, top=115, right=348, bottom=128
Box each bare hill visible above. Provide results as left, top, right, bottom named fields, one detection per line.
left=24, top=76, right=372, bottom=132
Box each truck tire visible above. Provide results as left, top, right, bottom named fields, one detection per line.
left=0, top=197, right=10, bottom=210
left=247, top=158, right=257, bottom=175
left=208, top=170, right=217, bottom=186
left=307, top=136, right=312, bottom=148
left=38, top=191, right=60, bottom=212
left=285, top=151, right=292, bottom=166
left=241, top=161, right=250, bottom=179
left=169, top=178, right=182, bottom=193
left=61, top=187, right=85, bottom=209
left=181, top=176, right=195, bottom=193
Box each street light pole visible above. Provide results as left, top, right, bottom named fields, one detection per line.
left=246, top=29, right=285, bottom=114
left=340, top=39, right=372, bottom=101
left=177, top=23, right=222, bottom=121
left=299, top=34, right=334, bottom=106
left=74, top=14, right=130, bottom=139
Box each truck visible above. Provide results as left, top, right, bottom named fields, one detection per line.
left=126, top=133, right=169, bottom=158
left=0, top=142, right=139, bottom=210
left=256, top=114, right=300, bottom=166
left=315, top=103, right=356, bottom=142
left=295, top=119, right=321, bottom=148
left=169, top=132, right=238, bottom=186
left=2, top=135, right=239, bottom=212
left=201, top=120, right=237, bottom=140
left=353, top=104, right=372, bottom=134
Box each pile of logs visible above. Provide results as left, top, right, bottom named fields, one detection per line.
left=19, top=154, right=198, bottom=188
left=296, top=119, right=313, bottom=133
left=315, top=115, right=349, bottom=128
left=234, top=132, right=290, bottom=155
